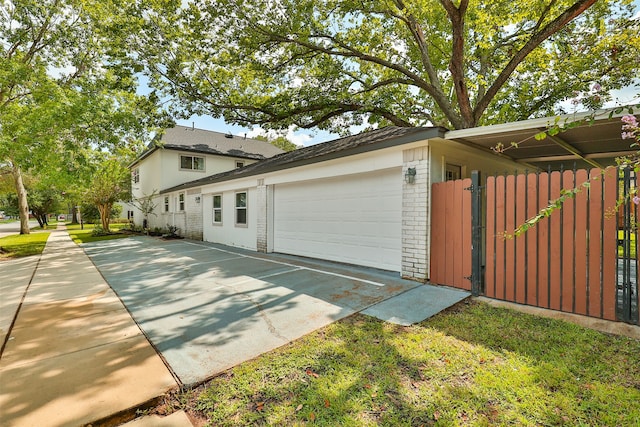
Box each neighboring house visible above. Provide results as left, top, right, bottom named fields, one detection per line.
left=127, top=126, right=284, bottom=239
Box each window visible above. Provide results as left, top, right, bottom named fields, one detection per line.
left=235, top=191, right=247, bottom=225
left=236, top=161, right=244, bottom=168
left=178, top=193, right=185, bottom=211
left=212, top=195, right=222, bottom=224
left=132, top=168, right=140, bottom=183
left=164, top=196, right=169, bottom=212
left=445, top=163, right=462, bottom=181
left=180, top=155, right=205, bottom=171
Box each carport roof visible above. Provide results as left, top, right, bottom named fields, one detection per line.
left=446, top=110, right=636, bottom=171
left=160, top=126, right=446, bottom=194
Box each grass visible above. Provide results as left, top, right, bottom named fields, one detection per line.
left=179, top=301, right=640, bottom=426
left=66, top=222, right=130, bottom=244
left=0, top=231, right=51, bottom=258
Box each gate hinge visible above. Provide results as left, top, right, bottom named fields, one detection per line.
left=464, top=185, right=484, bottom=191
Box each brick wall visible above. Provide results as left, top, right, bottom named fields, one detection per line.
left=185, top=188, right=203, bottom=240
left=402, top=147, right=430, bottom=281
left=256, top=181, right=268, bottom=252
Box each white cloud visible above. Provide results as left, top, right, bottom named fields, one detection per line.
left=243, top=125, right=315, bottom=147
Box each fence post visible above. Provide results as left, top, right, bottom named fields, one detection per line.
left=471, top=170, right=483, bottom=296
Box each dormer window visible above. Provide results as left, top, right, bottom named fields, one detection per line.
left=180, top=155, right=205, bottom=171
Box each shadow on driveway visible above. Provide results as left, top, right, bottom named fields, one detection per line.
left=84, top=237, right=454, bottom=386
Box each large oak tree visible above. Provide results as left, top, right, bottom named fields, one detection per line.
left=133, top=0, right=639, bottom=133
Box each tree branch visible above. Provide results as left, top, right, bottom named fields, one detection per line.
left=473, top=0, right=598, bottom=125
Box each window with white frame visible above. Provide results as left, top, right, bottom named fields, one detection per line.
left=235, top=191, right=247, bottom=225
left=164, top=196, right=169, bottom=212
left=180, top=155, right=205, bottom=171
left=132, top=168, right=140, bottom=183
left=178, top=193, right=185, bottom=211
left=212, top=194, right=222, bottom=224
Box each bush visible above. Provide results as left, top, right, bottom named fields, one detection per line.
left=91, top=226, right=111, bottom=236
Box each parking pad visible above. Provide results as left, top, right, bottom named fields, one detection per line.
left=84, top=237, right=464, bottom=386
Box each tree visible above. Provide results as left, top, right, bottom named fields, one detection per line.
left=0, top=0, right=172, bottom=234
left=254, top=135, right=299, bottom=152
left=130, top=190, right=158, bottom=231
left=83, top=155, right=131, bottom=232
left=132, top=0, right=639, bottom=134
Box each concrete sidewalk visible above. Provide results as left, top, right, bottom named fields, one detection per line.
left=0, top=227, right=186, bottom=427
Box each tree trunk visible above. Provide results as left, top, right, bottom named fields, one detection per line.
left=11, top=164, right=30, bottom=235
left=71, top=204, right=79, bottom=224
left=98, top=203, right=111, bottom=232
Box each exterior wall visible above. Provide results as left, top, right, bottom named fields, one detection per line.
left=402, top=147, right=430, bottom=281
left=200, top=146, right=407, bottom=267
left=202, top=188, right=258, bottom=250
left=130, top=149, right=259, bottom=228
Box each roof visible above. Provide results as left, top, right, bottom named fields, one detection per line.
left=131, top=126, right=285, bottom=166
left=160, top=126, right=446, bottom=194
left=446, top=110, right=636, bottom=170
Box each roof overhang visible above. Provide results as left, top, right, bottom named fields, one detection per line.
left=445, top=109, right=636, bottom=170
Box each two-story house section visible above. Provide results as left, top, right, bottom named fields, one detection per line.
left=128, top=125, right=284, bottom=239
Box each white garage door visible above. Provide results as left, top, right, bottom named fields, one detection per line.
left=273, top=168, right=402, bottom=271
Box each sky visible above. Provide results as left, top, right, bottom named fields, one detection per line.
left=161, top=2, right=640, bottom=147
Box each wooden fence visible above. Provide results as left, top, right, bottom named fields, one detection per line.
left=484, top=168, right=618, bottom=320
left=430, top=167, right=631, bottom=322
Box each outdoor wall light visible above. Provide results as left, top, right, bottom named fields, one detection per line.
left=405, top=167, right=417, bottom=184
left=195, top=196, right=201, bottom=204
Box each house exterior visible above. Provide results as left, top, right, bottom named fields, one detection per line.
left=139, top=112, right=632, bottom=282
left=159, top=126, right=523, bottom=281
left=126, top=126, right=284, bottom=239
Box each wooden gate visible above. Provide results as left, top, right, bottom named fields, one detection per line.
left=430, top=177, right=473, bottom=291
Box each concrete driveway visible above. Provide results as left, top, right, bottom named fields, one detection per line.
left=84, top=237, right=468, bottom=386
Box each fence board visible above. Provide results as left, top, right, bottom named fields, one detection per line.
left=526, top=173, right=539, bottom=305
left=574, top=169, right=589, bottom=315
left=602, top=167, right=618, bottom=320
left=430, top=183, right=446, bottom=284
left=495, top=175, right=506, bottom=300
left=453, top=179, right=464, bottom=289
left=561, top=170, right=575, bottom=313
left=549, top=171, right=562, bottom=311
left=505, top=175, right=516, bottom=302
left=588, top=168, right=603, bottom=318
left=486, top=176, right=496, bottom=298
left=461, top=178, right=473, bottom=291
left=537, top=172, right=550, bottom=308
left=515, top=174, right=527, bottom=304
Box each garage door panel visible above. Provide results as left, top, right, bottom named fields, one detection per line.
left=274, top=169, right=402, bottom=272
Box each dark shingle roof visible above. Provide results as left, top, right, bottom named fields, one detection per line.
left=132, top=126, right=285, bottom=166
left=160, top=126, right=445, bottom=194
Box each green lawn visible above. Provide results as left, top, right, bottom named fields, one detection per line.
left=178, top=301, right=640, bottom=426
left=0, top=231, right=51, bottom=258
left=67, top=222, right=130, bottom=244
